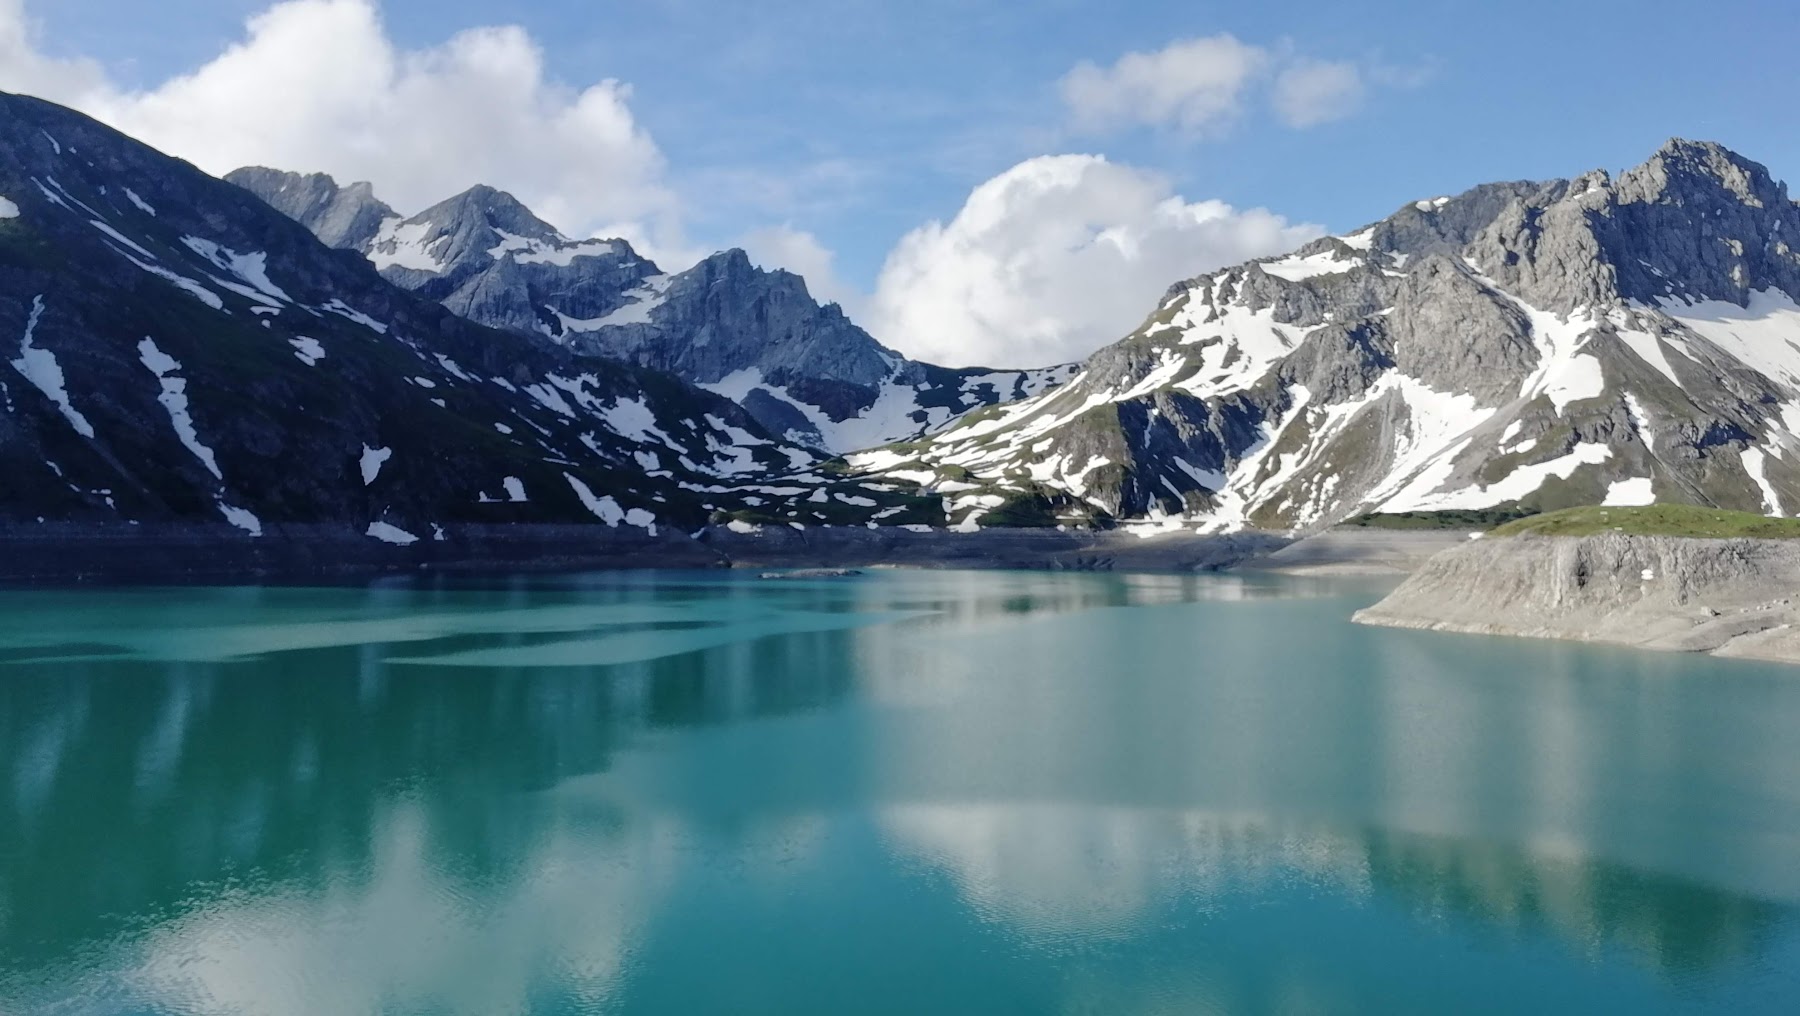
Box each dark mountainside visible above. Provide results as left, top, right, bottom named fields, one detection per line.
left=0, top=90, right=957, bottom=577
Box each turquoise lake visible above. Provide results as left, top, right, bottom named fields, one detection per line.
left=2, top=569, right=1799, bottom=1014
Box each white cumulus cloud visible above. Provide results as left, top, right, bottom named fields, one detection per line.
left=1273, top=59, right=1366, bottom=128
left=866, top=155, right=1321, bottom=369
left=1061, top=35, right=1270, bottom=137
left=0, top=0, right=690, bottom=264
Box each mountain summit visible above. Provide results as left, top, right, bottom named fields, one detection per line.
left=847, top=140, right=1800, bottom=531
left=230, top=169, right=1076, bottom=452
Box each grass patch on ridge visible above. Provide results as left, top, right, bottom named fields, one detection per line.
left=1489, top=504, right=1800, bottom=539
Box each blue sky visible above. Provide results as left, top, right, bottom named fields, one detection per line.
left=12, top=0, right=1800, bottom=365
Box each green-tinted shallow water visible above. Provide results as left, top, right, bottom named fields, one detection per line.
left=2, top=569, right=1799, bottom=1014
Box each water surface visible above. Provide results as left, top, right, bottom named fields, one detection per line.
left=2, top=570, right=1798, bottom=1014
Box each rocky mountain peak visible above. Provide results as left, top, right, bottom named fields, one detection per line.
left=1628, top=138, right=1786, bottom=208
left=1364, top=180, right=1553, bottom=261
left=1600, top=139, right=1800, bottom=308
left=683, top=248, right=840, bottom=316
left=225, top=166, right=395, bottom=251
left=414, top=184, right=560, bottom=243
left=697, top=247, right=756, bottom=274
left=1441, top=140, right=1800, bottom=314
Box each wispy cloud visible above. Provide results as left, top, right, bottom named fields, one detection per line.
left=1272, top=59, right=1365, bottom=128
left=1061, top=35, right=1270, bottom=137
left=1060, top=35, right=1430, bottom=138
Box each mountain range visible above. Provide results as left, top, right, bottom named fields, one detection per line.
left=7, top=85, right=1800, bottom=557
left=0, top=90, right=945, bottom=545
left=226, top=166, right=1076, bottom=454
left=850, top=139, right=1800, bottom=532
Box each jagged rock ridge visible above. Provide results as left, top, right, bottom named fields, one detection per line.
left=228, top=168, right=1077, bottom=453
left=848, top=139, right=1800, bottom=532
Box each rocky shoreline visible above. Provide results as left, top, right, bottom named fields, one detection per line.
left=1235, top=528, right=1480, bottom=575
left=1354, top=531, right=1800, bottom=664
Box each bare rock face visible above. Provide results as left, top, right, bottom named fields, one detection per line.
left=841, top=139, right=1800, bottom=532
left=225, top=167, right=396, bottom=250
left=1353, top=532, right=1800, bottom=661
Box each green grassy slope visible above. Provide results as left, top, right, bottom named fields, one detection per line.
left=1489, top=504, right=1800, bottom=539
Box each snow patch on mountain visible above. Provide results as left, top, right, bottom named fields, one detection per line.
left=11, top=296, right=96, bottom=439
left=1660, top=289, right=1800, bottom=388
left=1174, top=302, right=1307, bottom=399
left=565, top=473, right=625, bottom=525
left=138, top=337, right=221, bottom=479
left=1742, top=449, right=1783, bottom=515
left=181, top=237, right=292, bottom=306
left=576, top=275, right=671, bottom=329
left=359, top=445, right=391, bottom=486
left=1397, top=444, right=1614, bottom=513
left=488, top=230, right=619, bottom=267
left=1612, top=321, right=1685, bottom=387
left=219, top=503, right=262, bottom=536
left=320, top=299, right=387, bottom=334
left=133, top=256, right=225, bottom=309
left=1259, top=249, right=1360, bottom=282
left=87, top=218, right=157, bottom=260
left=1603, top=476, right=1657, bottom=506
left=367, top=218, right=446, bottom=273
left=625, top=507, right=658, bottom=533
left=290, top=337, right=324, bottom=365
left=366, top=521, right=420, bottom=545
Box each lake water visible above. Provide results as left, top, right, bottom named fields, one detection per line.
left=2, top=569, right=1799, bottom=1014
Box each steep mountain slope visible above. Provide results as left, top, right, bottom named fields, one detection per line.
left=0, top=91, right=939, bottom=544
left=229, top=168, right=1076, bottom=453
left=850, top=141, right=1800, bottom=532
